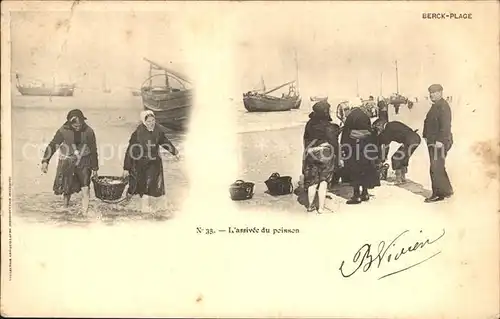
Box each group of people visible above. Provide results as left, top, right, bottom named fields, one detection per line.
left=41, top=109, right=179, bottom=216
left=302, top=83, right=454, bottom=214
left=39, top=84, right=454, bottom=217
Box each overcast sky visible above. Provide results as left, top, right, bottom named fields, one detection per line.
left=10, top=2, right=498, bottom=99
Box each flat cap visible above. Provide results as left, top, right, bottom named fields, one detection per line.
left=428, top=84, right=443, bottom=93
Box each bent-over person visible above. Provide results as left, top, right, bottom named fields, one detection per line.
left=302, top=101, right=340, bottom=214
left=41, top=109, right=99, bottom=216
left=422, top=84, right=454, bottom=202
left=373, top=119, right=421, bottom=184
left=123, top=110, right=179, bottom=213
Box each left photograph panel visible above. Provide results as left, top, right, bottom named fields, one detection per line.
left=10, top=10, right=193, bottom=224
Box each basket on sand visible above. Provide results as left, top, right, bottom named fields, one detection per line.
left=265, top=172, right=293, bottom=196
left=229, top=180, right=255, bottom=201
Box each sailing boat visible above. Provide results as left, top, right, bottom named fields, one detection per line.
left=15, top=73, right=75, bottom=97
left=242, top=51, right=301, bottom=112
left=388, top=60, right=409, bottom=107
left=140, top=57, right=193, bottom=131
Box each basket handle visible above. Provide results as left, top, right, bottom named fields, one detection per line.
left=270, top=172, right=280, bottom=179
left=234, top=180, right=245, bottom=185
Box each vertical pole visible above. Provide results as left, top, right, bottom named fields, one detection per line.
left=395, top=59, right=399, bottom=94
left=294, top=48, right=299, bottom=94
left=380, top=72, right=383, bottom=96
left=149, top=64, right=152, bottom=88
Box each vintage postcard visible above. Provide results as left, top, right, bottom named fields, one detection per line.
left=1, top=1, right=499, bottom=318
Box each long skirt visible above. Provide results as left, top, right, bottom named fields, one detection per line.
left=127, top=159, right=166, bottom=198
left=343, top=138, right=380, bottom=189
left=53, top=156, right=92, bottom=196
left=302, top=157, right=335, bottom=189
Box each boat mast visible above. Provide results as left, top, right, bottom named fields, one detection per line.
left=294, top=48, right=299, bottom=93
left=149, top=64, right=153, bottom=88
left=380, top=72, right=383, bottom=96
left=395, top=59, right=399, bottom=94
left=356, top=78, right=359, bottom=97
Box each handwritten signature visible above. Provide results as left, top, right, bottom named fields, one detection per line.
left=339, top=229, right=445, bottom=280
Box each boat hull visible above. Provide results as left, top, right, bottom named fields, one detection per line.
left=17, top=86, right=75, bottom=97
left=243, top=94, right=301, bottom=112
left=292, top=97, right=302, bottom=109
left=141, top=89, right=193, bottom=131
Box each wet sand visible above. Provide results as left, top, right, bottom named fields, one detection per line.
left=11, top=96, right=188, bottom=225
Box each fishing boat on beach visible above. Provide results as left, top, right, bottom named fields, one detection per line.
left=15, top=73, right=75, bottom=97
left=242, top=49, right=302, bottom=112
left=243, top=80, right=301, bottom=112
left=140, top=57, right=193, bottom=131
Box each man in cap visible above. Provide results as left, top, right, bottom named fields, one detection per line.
left=422, top=84, right=454, bottom=202
left=41, top=109, right=99, bottom=215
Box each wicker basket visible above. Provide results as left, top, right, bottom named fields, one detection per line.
left=229, top=180, right=255, bottom=201
left=265, top=172, right=293, bottom=196
left=92, top=176, right=128, bottom=201
left=378, top=163, right=390, bottom=181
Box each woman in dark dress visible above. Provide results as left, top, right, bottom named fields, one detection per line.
left=302, top=101, right=340, bottom=213
left=122, top=110, right=179, bottom=213
left=341, top=105, right=381, bottom=204
left=41, top=109, right=99, bottom=216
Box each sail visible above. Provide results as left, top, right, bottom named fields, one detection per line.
left=143, top=57, right=192, bottom=84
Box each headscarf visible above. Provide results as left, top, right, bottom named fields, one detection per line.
left=140, top=110, right=156, bottom=132
left=66, top=109, right=87, bottom=124
left=309, top=100, right=332, bottom=121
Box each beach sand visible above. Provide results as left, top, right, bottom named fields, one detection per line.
left=5, top=98, right=499, bottom=317
left=234, top=99, right=499, bottom=215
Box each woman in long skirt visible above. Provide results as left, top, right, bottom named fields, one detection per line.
left=41, top=109, right=99, bottom=216
left=341, top=103, right=381, bottom=204
left=122, top=110, right=179, bottom=213
left=302, top=101, right=340, bottom=213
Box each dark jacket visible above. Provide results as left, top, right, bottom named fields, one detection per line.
left=340, top=107, right=374, bottom=145
left=42, top=122, right=99, bottom=170
left=378, top=121, right=421, bottom=146
left=123, top=124, right=178, bottom=170
left=423, top=98, right=452, bottom=145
